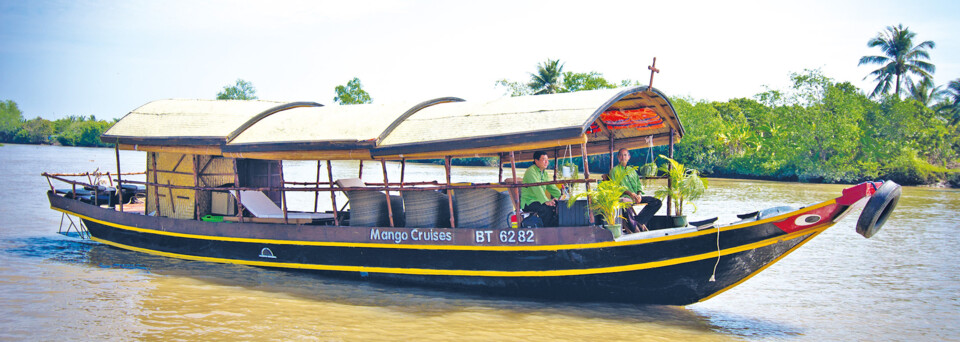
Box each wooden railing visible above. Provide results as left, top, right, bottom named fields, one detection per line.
left=42, top=170, right=607, bottom=227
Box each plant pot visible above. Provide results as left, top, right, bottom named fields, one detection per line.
left=671, top=215, right=688, bottom=227
left=604, top=224, right=622, bottom=238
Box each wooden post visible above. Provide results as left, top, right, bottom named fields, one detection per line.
left=314, top=160, right=322, bottom=213
left=166, top=181, right=176, bottom=214
left=510, top=151, right=521, bottom=227
left=193, top=155, right=199, bottom=220
left=279, top=160, right=289, bottom=224
left=498, top=153, right=504, bottom=183
left=648, top=57, right=660, bottom=90
left=358, top=160, right=364, bottom=179
left=553, top=148, right=559, bottom=181
left=445, top=156, right=456, bottom=228
left=381, top=159, right=395, bottom=227
left=152, top=152, right=161, bottom=216
left=668, top=127, right=674, bottom=216
left=232, top=158, right=244, bottom=223
left=45, top=174, right=54, bottom=192
left=115, top=144, right=124, bottom=213
left=327, top=160, right=339, bottom=226
left=609, top=137, right=615, bottom=172
left=581, top=142, right=594, bottom=225
left=400, top=158, right=406, bottom=186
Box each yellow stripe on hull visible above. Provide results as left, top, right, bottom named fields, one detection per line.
left=53, top=199, right=836, bottom=252
left=87, top=223, right=830, bottom=278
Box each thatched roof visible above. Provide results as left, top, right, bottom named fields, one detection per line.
left=371, top=87, right=682, bottom=159
left=224, top=98, right=463, bottom=153
left=101, top=99, right=322, bottom=145
left=107, top=86, right=681, bottom=161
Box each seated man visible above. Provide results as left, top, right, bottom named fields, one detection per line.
left=520, top=151, right=561, bottom=227
left=611, top=148, right=662, bottom=233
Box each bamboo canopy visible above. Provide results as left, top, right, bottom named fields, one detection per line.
left=372, top=87, right=682, bottom=160
left=102, top=99, right=322, bottom=149
left=102, top=86, right=682, bottom=160
left=222, top=97, right=463, bottom=160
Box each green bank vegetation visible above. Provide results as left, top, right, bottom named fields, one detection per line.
left=2, top=25, right=957, bottom=187
left=0, top=100, right=115, bottom=147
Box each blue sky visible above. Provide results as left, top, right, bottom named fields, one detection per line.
left=2, top=0, right=958, bottom=120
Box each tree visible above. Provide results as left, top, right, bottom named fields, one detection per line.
left=858, top=24, right=936, bottom=99
left=496, top=61, right=625, bottom=97
left=216, top=79, right=258, bottom=100
left=333, top=77, right=372, bottom=105
left=562, top=71, right=617, bottom=92
left=494, top=79, right=532, bottom=97
left=54, top=116, right=113, bottom=147
left=0, top=100, right=24, bottom=141
left=907, top=78, right=944, bottom=107
left=528, top=59, right=564, bottom=95
left=938, top=79, right=960, bottom=126
left=14, top=117, right=54, bottom=144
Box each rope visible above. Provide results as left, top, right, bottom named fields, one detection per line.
left=646, top=136, right=654, bottom=164
left=709, top=224, right=720, bottom=282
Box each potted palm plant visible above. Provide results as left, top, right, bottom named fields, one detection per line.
left=653, top=155, right=708, bottom=227
left=568, top=165, right=637, bottom=238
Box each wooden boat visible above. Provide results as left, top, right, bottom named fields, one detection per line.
left=43, top=86, right=901, bottom=305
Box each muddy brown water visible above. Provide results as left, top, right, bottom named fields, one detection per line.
left=1, top=144, right=957, bottom=341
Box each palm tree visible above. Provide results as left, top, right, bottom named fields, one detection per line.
left=938, top=79, right=960, bottom=126
left=528, top=59, right=564, bottom=95
left=858, top=24, right=935, bottom=99
left=907, top=78, right=944, bottom=107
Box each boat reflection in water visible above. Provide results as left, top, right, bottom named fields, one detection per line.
left=43, top=85, right=900, bottom=306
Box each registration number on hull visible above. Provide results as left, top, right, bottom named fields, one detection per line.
left=475, top=230, right=535, bottom=244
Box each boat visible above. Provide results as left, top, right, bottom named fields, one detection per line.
left=43, top=86, right=901, bottom=305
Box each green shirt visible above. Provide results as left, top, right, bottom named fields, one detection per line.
left=521, top=164, right=561, bottom=208
left=610, top=164, right=644, bottom=196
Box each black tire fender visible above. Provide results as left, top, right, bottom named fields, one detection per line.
left=856, top=181, right=901, bottom=238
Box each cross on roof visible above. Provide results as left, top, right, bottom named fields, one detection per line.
left=647, top=57, right=660, bottom=91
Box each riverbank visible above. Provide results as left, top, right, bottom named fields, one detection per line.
left=4, top=142, right=957, bottom=189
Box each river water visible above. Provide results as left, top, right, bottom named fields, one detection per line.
left=1, top=143, right=958, bottom=341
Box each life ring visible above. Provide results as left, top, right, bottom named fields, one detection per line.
left=856, top=181, right=901, bottom=238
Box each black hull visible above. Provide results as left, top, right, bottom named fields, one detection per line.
left=49, top=191, right=837, bottom=305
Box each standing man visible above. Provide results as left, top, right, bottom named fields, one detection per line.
left=521, top=151, right=561, bottom=227
left=612, top=148, right=662, bottom=233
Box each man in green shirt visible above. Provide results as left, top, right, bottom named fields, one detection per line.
left=521, top=151, right=562, bottom=227
left=611, top=148, right=662, bottom=233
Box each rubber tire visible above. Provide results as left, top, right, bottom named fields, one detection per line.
left=856, top=181, right=901, bottom=238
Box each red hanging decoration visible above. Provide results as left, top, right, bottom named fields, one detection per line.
left=587, top=108, right=664, bottom=134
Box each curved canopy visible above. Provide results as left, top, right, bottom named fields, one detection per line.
left=106, top=87, right=682, bottom=161
left=222, top=97, right=463, bottom=159
left=371, top=87, right=683, bottom=161
left=102, top=99, right=322, bottom=146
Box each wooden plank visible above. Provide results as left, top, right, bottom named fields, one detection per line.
left=221, top=216, right=312, bottom=224
left=445, top=156, right=455, bottom=228
left=115, top=144, right=123, bottom=213
left=223, top=150, right=372, bottom=160
left=118, top=144, right=223, bottom=155
left=327, top=160, right=339, bottom=226
left=381, top=159, right=394, bottom=227
left=376, top=135, right=588, bottom=160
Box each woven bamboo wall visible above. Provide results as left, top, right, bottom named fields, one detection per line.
left=146, top=152, right=196, bottom=219
left=196, top=155, right=236, bottom=217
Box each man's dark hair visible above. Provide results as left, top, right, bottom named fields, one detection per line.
left=533, top=151, right=548, bottom=161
